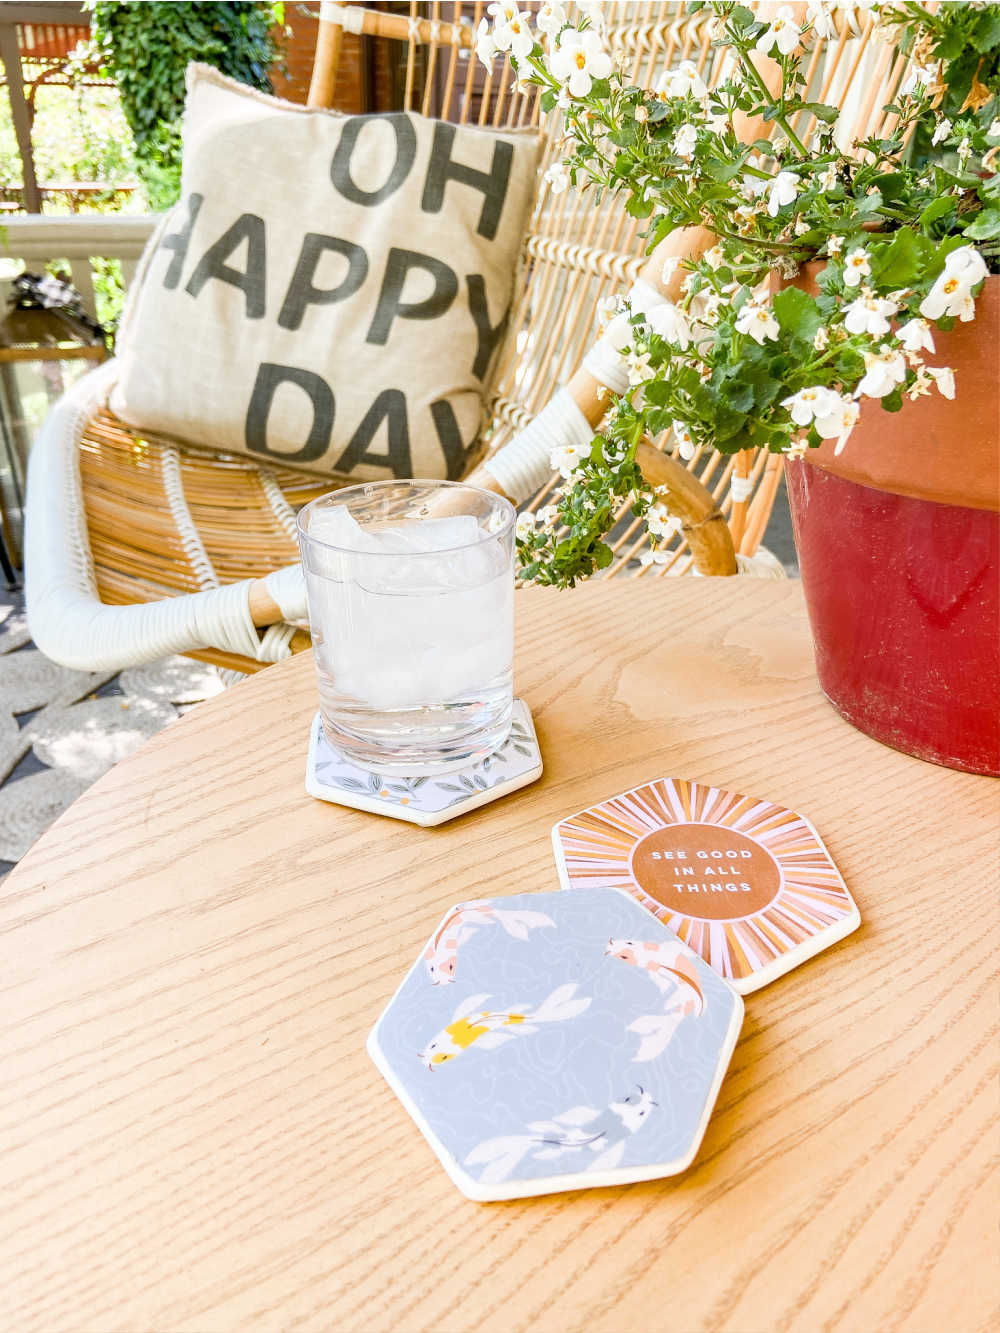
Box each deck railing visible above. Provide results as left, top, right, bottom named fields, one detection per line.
left=0, top=212, right=158, bottom=318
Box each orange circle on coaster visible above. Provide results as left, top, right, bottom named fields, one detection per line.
left=630, top=823, right=782, bottom=921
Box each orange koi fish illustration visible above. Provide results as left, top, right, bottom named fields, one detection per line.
left=606, top=938, right=706, bottom=1062
left=423, top=901, right=555, bottom=984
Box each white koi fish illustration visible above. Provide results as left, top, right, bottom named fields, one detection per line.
left=423, top=900, right=555, bottom=984
left=606, top=938, right=706, bottom=1062
left=419, top=983, right=590, bottom=1069
left=464, top=1085, right=658, bottom=1184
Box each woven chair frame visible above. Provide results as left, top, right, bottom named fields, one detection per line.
left=71, top=0, right=913, bottom=670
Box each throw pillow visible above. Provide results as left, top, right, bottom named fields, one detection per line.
left=111, top=64, right=539, bottom=481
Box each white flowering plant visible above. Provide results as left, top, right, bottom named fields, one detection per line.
left=478, top=1, right=999, bottom=586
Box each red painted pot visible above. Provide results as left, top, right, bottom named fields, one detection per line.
left=785, top=276, right=1000, bottom=777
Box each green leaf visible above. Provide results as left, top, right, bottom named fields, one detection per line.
left=772, top=286, right=822, bottom=342
left=626, top=193, right=654, bottom=218
left=919, top=196, right=957, bottom=229
left=540, top=89, right=557, bottom=114
left=870, top=229, right=921, bottom=287
left=593, top=542, right=614, bottom=570
left=799, top=101, right=839, bottom=125
left=880, top=388, right=904, bottom=413
left=971, top=8, right=1000, bottom=52
left=963, top=207, right=1000, bottom=241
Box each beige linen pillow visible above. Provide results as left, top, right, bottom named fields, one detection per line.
left=111, top=65, right=539, bottom=480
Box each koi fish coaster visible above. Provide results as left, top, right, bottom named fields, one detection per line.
left=606, top=938, right=706, bottom=1062
left=368, top=888, right=743, bottom=1200
left=423, top=901, right=555, bottom=985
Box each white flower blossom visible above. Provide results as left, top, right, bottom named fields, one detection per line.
left=475, top=18, right=497, bottom=69
left=647, top=300, right=692, bottom=350
left=577, top=0, right=608, bottom=36
left=807, top=0, right=837, bottom=40
left=742, top=170, right=770, bottom=199
left=635, top=104, right=649, bottom=124
left=646, top=503, right=682, bottom=537
left=931, top=117, right=952, bottom=147
left=755, top=6, right=802, bottom=57
left=844, top=292, right=899, bottom=337
left=544, top=161, right=570, bottom=194
left=927, top=366, right=955, bottom=399
left=536, top=1, right=567, bottom=40
left=657, top=60, right=709, bottom=103
left=515, top=511, right=537, bottom=540
left=626, top=349, right=653, bottom=385
left=815, top=394, right=860, bottom=454
left=897, top=317, right=935, bottom=354
left=819, top=163, right=839, bottom=192
left=919, top=245, right=988, bottom=322
left=842, top=247, right=871, bottom=287
left=857, top=344, right=907, bottom=398
left=550, top=440, right=591, bottom=478
left=673, top=122, right=699, bottom=159
left=537, top=504, right=560, bottom=526
left=988, top=119, right=1000, bottom=140
left=735, top=300, right=780, bottom=343
left=827, top=234, right=845, bottom=257
left=549, top=28, right=612, bottom=97
left=767, top=170, right=799, bottom=217
left=900, top=62, right=939, bottom=97
left=957, top=137, right=972, bottom=167
left=672, top=421, right=697, bottom=460
left=781, top=385, right=840, bottom=427
left=488, top=4, right=535, bottom=59
left=813, top=326, right=830, bottom=350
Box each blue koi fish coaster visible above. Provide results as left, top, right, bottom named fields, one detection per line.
left=367, top=887, right=743, bottom=1201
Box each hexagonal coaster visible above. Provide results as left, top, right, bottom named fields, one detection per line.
left=367, top=887, right=743, bottom=1201
left=305, top=698, right=542, bottom=826
left=552, top=777, right=861, bottom=995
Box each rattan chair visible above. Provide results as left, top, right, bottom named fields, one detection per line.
left=24, top=1, right=913, bottom=673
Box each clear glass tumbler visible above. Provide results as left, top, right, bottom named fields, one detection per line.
left=297, top=480, right=516, bottom=775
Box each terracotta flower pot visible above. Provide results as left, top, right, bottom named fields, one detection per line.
left=785, top=274, right=1000, bottom=776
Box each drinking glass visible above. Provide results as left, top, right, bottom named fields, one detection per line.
left=297, top=479, right=516, bottom=774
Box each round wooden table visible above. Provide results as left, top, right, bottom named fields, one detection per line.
left=2, top=581, right=997, bottom=1333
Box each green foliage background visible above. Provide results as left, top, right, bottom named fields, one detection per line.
left=91, top=1, right=284, bottom=209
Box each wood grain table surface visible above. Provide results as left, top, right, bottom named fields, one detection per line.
left=1, top=580, right=997, bottom=1333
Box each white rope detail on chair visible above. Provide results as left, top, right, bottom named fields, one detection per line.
left=427, top=19, right=441, bottom=43
left=730, top=475, right=754, bottom=504
left=25, top=361, right=297, bottom=671
left=407, top=16, right=422, bottom=42
left=258, top=469, right=301, bottom=544
left=483, top=387, right=593, bottom=503
left=582, top=338, right=631, bottom=396
left=263, top=563, right=308, bottom=623
left=160, top=447, right=220, bottom=591
left=735, top=547, right=788, bottom=579
left=321, top=2, right=364, bottom=35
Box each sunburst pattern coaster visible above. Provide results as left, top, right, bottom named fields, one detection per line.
left=551, top=778, right=860, bottom=995
left=305, top=698, right=542, bottom=826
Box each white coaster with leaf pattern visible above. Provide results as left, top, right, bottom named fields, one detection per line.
left=305, top=698, right=542, bottom=826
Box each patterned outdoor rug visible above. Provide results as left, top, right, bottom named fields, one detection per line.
left=0, top=592, right=224, bottom=881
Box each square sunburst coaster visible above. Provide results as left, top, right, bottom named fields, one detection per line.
left=551, top=778, right=860, bottom=995
left=368, top=887, right=743, bottom=1201
left=305, top=698, right=542, bottom=826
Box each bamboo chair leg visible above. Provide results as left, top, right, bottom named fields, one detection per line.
left=308, top=6, right=344, bottom=108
